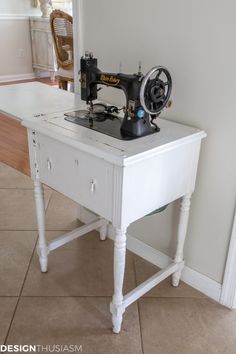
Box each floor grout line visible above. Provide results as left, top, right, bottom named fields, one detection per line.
left=0, top=294, right=205, bottom=299
left=0, top=177, right=205, bottom=346
left=133, top=256, right=145, bottom=354
left=0, top=188, right=34, bottom=190
left=45, top=191, right=55, bottom=213
left=3, top=187, right=52, bottom=344
left=3, top=237, right=38, bottom=345
left=0, top=230, right=39, bottom=232
left=0, top=230, right=75, bottom=232
left=7, top=295, right=114, bottom=298
left=0, top=187, right=51, bottom=190
left=44, top=190, right=53, bottom=216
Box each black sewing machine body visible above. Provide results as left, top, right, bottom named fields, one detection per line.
left=65, top=52, right=172, bottom=140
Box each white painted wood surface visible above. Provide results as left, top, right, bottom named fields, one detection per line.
left=111, top=227, right=127, bottom=333
left=123, top=262, right=180, bottom=308
left=78, top=207, right=222, bottom=302
left=220, top=209, right=236, bottom=308
left=0, top=82, right=82, bottom=120
left=26, top=114, right=205, bottom=332
left=22, top=112, right=204, bottom=165
left=72, top=0, right=84, bottom=93
left=30, top=17, right=57, bottom=79
left=48, top=217, right=108, bottom=251
left=172, top=194, right=192, bottom=287
left=0, top=83, right=206, bottom=333
left=34, top=179, right=48, bottom=272
left=38, top=133, right=114, bottom=220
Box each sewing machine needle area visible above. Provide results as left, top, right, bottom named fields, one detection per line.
left=64, top=105, right=156, bottom=141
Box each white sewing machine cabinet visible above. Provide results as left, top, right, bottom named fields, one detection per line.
left=0, top=83, right=206, bottom=334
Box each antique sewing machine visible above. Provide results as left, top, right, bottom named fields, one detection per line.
left=65, top=52, right=172, bottom=140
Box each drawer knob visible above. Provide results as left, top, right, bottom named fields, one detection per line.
left=47, top=158, right=52, bottom=171
left=90, top=179, right=96, bottom=193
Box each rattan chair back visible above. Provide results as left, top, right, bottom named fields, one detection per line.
left=50, top=10, right=73, bottom=69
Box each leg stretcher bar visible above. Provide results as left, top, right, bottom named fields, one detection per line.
left=37, top=217, right=108, bottom=266
left=37, top=214, right=184, bottom=309
left=37, top=213, right=185, bottom=331
left=47, top=217, right=108, bottom=252
left=123, top=261, right=184, bottom=308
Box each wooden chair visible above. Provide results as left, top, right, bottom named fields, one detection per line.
left=50, top=10, right=74, bottom=90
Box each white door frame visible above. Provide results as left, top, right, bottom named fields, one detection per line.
left=72, top=0, right=84, bottom=94
left=220, top=207, right=236, bottom=308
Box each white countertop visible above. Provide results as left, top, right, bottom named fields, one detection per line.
left=0, top=82, right=82, bottom=120
left=23, top=110, right=205, bottom=166
left=0, top=82, right=206, bottom=166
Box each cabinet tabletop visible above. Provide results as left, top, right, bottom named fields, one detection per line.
left=0, top=82, right=82, bottom=121
left=0, top=82, right=206, bottom=166
left=24, top=111, right=206, bottom=166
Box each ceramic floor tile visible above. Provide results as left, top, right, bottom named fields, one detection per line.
left=46, top=191, right=81, bottom=231
left=0, top=231, right=38, bottom=296
left=22, top=231, right=136, bottom=296
left=0, top=162, right=51, bottom=190
left=0, top=162, right=33, bottom=189
left=139, top=297, right=236, bottom=354
left=0, top=297, right=18, bottom=344
left=0, top=189, right=52, bottom=230
left=7, top=297, right=142, bottom=354
left=134, top=256, right=205, bottom=298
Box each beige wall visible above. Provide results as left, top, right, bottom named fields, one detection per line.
left=0, top=0, right=40, bottom=79
left=82, top=0, right=236, bottom=283
left=0, top=0, right=39, bottom=16
left=0, top=19, right=34, bottom=77
left=0, top=1, right=72, bottom=79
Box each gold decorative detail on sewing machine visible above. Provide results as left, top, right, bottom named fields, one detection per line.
left=100, top=74, right=120, bottom=86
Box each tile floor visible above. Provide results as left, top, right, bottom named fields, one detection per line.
left=1, top=162, right=236, bottom=354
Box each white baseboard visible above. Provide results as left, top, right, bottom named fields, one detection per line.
left=0, top=73, right=36, bottom=83
left=181, top=264, right=221, bottom=302
left=220, top=210, right=236, bottom=309
left=0, top=71, right=51, bottom=83
left=78, top=208, right=222, bottom=303
left=0, top=15, right=30, bottom=21
left=109, top=228, right=222, bottom=302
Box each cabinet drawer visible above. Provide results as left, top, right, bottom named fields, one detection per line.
left=30, top=18, right=51, bottom=32
left=38, top=134, right=114, bottom=221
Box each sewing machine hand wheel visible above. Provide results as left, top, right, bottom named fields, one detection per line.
left=140, top=66, right=172, bottom=115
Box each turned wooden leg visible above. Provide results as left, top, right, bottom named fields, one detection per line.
left=110, top=227, right=127, bottom=333
left=50, top=71, right=56, bottom=82
left=77, top=204, right=108, bottom=240
left=99, top=221, right=108, bottom=241
left=34, top=180, right=48, bottom=272
left=59, top=79, right=68, bottom=91
left=172, top=193, right=192, bottom=287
